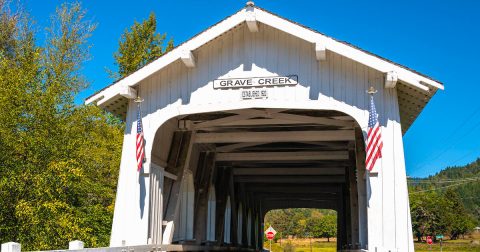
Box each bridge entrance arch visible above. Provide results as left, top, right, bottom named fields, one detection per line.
left=148, top=108, right=368, bottom=251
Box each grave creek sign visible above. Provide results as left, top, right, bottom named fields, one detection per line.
left=213, top=75, right=298, bottom=89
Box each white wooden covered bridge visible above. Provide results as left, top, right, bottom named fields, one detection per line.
left=83, top=2, right=442, bottom=251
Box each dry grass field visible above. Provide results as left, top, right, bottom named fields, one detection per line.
left=263, top=233, right=480, bottom=251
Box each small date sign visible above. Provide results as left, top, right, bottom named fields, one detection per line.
left=241, top=89, right=268, bottom=100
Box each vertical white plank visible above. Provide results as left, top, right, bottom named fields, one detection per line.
left=345, top=58, right=354, bottom=105
left=382, top=88, right=396, bottom=249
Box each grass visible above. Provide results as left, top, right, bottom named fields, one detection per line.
left=414, top=234, right=480, bottom=252
left=263, top=234, right=480, bottom=251
left=264, top=238, right=336, bottom=252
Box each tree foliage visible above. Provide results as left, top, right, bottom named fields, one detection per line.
left=410, top=189, right=476, bottom=241
left=0, top=1, right=123, bottom=250
left=410, top=158, right=480, bottom=222
left=264, top=209, right=337, bottom=240
left=409, top=157, right=479, bottom=241
left=112, top=12, right=173, bottom=79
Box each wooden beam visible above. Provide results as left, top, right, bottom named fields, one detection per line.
left=299, top=141, right=350, bottom=148
left=194, top=114, right=254, bottom=129
left=254, top=192, right=339, bottom=200
left=315, top=42, right=326, bottom=61
left=151, top=155, right=167, bottom=168
left=385, top=71, right=398, bottom=88
left=196, top=130, right=355, bottom=143
left=229, top=108, right=286, bottom=117
left=232, top=167, right=345, bottom=176
left=272, top=112, right=354, bottom=127
left=263, top=200, right=336, bottom=213
left=245, top=6, right=258, bottom=32
left=234, top=175, right=345, bottom=183
left=119, top=86, right=137, bottom=99
left=217, top=151, right=348, bottom=161
left=216, top=142, right=267, bottom=152
left=245, top=185, right=341, bottom=194
left=180, top=50, right=196, bottom=68
left=162, top=131, right=195, bottom=244
left=164, top=171, right=178, bottom=181
left=218, top=118, right=311, bottom=127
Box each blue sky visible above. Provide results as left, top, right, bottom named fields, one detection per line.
left=23, top=0, right=480, bottom=177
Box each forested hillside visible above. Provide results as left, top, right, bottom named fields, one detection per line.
left=408, top=158, right=480, bottom=222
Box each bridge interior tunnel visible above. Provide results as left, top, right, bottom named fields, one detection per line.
left=150, top=108, right=368, bottom=251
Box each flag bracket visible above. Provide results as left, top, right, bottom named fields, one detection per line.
left=367, top=86, right=377, bottom=95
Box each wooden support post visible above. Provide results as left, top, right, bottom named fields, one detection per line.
left=238, top=183, right=247, bottom=246
left=349, top=150, right=360, bottom=248
left=345, top=166, right=353, bottom=247
left=148, top=164, right=164, bottom=244
left=162, top=131, right=195, bottom=244
left=214, top=167, right=231, bottom=245
left=228, top=169, right=239, bottom=246
left=193, top=152, right=216, bottom=244
left=336, top=187, right=346, bottom=251
left=355, top=127, right=368, bottom=249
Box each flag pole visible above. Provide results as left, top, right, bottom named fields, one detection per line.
left=134, top=96, right=145, bottom=171
left=367, top=86, right=377, bottom=95
left=366, top=86, right=376, bottom=177
left=134, top=96, right=144, bottom=104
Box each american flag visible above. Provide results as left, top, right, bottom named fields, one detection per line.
left=136, top=104, right=145, bottom=171
left=366, top=95, right=383, bottom=171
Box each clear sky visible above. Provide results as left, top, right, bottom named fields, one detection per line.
left=23, top=0, right=480, bottom=177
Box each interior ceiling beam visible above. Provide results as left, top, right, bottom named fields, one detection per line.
left=193, top=114, right=253, bottom=129
left=196, top=130, right=355, bottom=143
left=271, top=112, right=354, bottom=128
left=234, top=175, right=345, bottom=183
left=232, top=167, right=345, bottom=176
left=215, top=142, right=267, bottom=152
left=245, top=185, right=341, bottom=194
left=193, top=109, right=353, bottom=129
left=254, top=193, right=339, bottom=200
left=217, top=151, right=348, bottom=161
left=263, top=200, right=337, bottom=211
left=230, top=108, right=286, bottom=117
left=216, top=118, right=315, bottom=127
left=222, top=160, right=352, bottom=166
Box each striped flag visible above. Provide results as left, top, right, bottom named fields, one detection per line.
left=136, top=104, right=145, bottom=171
left=366, top=95, right=383, bottom=171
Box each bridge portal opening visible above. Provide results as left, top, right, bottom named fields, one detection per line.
left=151, top=108, right=368, bottom=250
left=264, top=208, right=338, bottom=251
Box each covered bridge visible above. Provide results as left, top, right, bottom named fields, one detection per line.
left=86, top=3, right=443, bottom=251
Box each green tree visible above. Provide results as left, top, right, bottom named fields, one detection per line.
left=443, top=189, right=475, bottom=239
left=409, top=189, right=476, bottom=242
left=0, top=1, right=123, bottom=250
left=112, top=12, right=173, bottom=79
left=311, top=215, right=337, bottom=242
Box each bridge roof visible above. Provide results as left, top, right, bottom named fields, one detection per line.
left=86, top=4, right=443, bottom=133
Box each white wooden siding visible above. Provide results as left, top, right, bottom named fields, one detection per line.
left=109, top=21, right=414, bottom=251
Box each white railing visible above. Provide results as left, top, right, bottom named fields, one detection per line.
left=1, top=241, right=257, bottom=252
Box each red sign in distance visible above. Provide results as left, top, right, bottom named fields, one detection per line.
left=266, top=231, right=275, bottom=240
left=426, top=236, right=433, bottom=245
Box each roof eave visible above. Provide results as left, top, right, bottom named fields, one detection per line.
left=86, top=5, right=443, bottom=108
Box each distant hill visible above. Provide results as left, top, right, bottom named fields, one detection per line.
left=408, top=158, right=480, bottom=222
